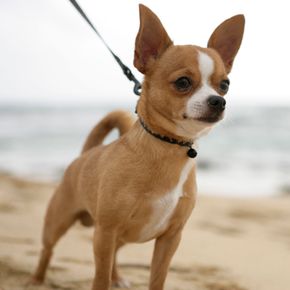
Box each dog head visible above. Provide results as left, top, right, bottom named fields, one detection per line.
left=134, top=4, right=245, bottom=139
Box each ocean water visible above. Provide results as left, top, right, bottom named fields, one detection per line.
left=0, top=104, right=289, bottom=197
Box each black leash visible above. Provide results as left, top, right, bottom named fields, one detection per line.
left=68, top=0, right=141, bottom=96
left=139, top=118, right=197, bottom=158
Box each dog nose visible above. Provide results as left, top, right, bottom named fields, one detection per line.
left=207, top=95, right=226, bottom=111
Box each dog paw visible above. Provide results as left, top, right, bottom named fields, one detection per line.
left=27, top=276, right=44, bottom=286
left=112, top=278, right=131, bottom=288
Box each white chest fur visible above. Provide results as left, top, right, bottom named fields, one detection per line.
left=138, top=160, right=194, bottom=242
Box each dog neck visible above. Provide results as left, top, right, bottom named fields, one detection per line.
left=126, top=111, right=196, bottom=161
left=138, top=117, right=197, bottom=158
left=125, top=121, right=191, bottom=161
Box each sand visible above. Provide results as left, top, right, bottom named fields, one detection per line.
left=0, top=172, right=290, bottom=290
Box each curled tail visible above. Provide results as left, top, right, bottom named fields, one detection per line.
left=81, top=110, right=135, bottom=154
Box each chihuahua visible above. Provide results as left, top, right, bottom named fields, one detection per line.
left=32, top=4, right=244, bottom=290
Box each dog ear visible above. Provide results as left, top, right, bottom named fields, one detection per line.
left=207, top=15, right=245, bottom=74
left=134, top=4, right=173, bottom=74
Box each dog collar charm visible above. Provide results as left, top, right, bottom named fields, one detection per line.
left=187, top=148, right=197, bottom=158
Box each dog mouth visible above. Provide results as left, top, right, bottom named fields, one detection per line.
left=183, top=112, right=224, bottom=123
left=196, top=114, right=223, bottom=123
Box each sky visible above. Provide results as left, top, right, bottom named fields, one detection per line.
left=0, top=0, right=289, bottom=107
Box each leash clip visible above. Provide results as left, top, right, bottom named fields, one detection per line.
left=133, top=81, right=142, bottom=96
left=120, top=64, right=142, bottom=96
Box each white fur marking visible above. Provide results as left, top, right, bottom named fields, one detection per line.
left=138, top=160, right=193, bottom=242
left=199, top=52, right=214, bottom=82
left=185, top=52, right=218, bottom=118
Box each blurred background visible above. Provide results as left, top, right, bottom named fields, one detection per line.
left=0, top=0, right=290, bottom=197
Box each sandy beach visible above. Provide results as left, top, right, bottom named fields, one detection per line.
left=0, top=172, right=290, bottom=290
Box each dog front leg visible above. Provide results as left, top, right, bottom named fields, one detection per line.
left=92, top=225, right=117, bottom=290
left=149, top=230, right=182, bottom=290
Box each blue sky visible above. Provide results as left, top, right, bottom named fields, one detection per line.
left=0, top=0, right=289, bottom=106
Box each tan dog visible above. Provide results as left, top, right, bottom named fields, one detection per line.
left=32, top=4, right=244, bottom=290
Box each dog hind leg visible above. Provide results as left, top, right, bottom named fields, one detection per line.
left=31, top=186, right=79, bottom=283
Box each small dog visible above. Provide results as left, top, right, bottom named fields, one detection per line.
left=32, top=4, right=244, bottom=290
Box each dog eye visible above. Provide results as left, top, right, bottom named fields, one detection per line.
left=174, top=77, right=192, bottom=92
left=219, top=79, right=230, bottom=93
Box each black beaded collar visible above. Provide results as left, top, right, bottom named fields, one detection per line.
left=139, top=118, right=197, bottom=158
